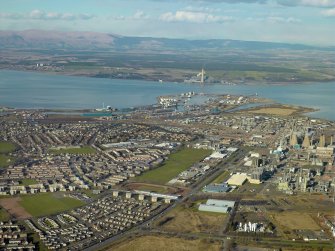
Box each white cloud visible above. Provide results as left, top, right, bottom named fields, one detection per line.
left=45, top=12, right=62, bottom=20
left=0, top=10, right=95, bottom=21
left=246, top=16, right=302, bottom=24
left=184, top=6, right=221, bottom=13
left=0, top=13, right=21, bottom=19
left=267, top=16, right=302, bottom=23
left=247, top=16, right=301, bottom=23
left=114, top=10, right=149, bottom=21
left=321, top=7, right=335, bottom=15
left=163, top=0, right=335, bottom=7
left=133, top=10, right=149, bottom=19
left=277, top=0, right=335, bottom=7
left=298, top=0, right=335, bottom=7
left=159, top=11, right=234, bottom=23
left=29, top=9, right=44, bottom=19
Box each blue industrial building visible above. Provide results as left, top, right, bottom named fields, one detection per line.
left=203, top=183, right=231, bottom=193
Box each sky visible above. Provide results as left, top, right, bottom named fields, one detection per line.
left=0, top=0, right=335, bottom=46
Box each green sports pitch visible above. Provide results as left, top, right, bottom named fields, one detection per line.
left=0, top=141, right=16, bottom=168
left=133, top=147, right=211, bottom=185
left=48, top=146, right=96, bottom=155
left=19, top=193, right=85, bottom=217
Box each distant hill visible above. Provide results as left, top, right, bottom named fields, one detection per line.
left=0, top=30, right=119, bottom=49
left=0, top=29, right=333, bottom=51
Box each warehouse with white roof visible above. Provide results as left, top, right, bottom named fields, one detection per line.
left=198, top=199, right=235, bottom=213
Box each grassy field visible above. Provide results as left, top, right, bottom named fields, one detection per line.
left=156, top=204, right=227, bottom=234
left=20, top=179, right=39, bottom=186
left=49, top=146, right=96, bottom=155
left=265, top=194, right=334, bottom=214
left=236, top=238, right=334, bottom=251
left=126, top=184, right=168, bottom=194
left=133, top=148, right=211, bottom=185
left=0, top=141, right=16, bottom=154
left=108, top=235, right=221, bottom=251
left=234, top=181, right=265, bottom=194
left=19, top=193, right=85, bottom=217
left=248, top=107, right=298, bottom=116
left=79, top=189, right=100, bottom=199
left=272, top=212, right=320, bottom=230
left=0, top=207, right=10, bottom=221
left=0, top=141, right=16, bottom=168
left=0, top=155, right=14, bottom=168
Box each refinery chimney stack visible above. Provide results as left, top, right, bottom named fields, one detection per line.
left=302, top=133, right=311, bottom=148
left=289, top=132, right=298, bottom=146
left=319, top=134, right=326, bottom=147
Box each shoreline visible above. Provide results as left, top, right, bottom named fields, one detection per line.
left=1, top=68, right=335, bottom=86
left=1, top=69, right=334, bottom=122
left=2, top=102, right=333, bottom=123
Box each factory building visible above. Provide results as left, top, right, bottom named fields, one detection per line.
left=316, top=146, right=334, bottom=160
left=203, top=183, right=231, bottom=193
left=248, top=167, right=265, bottom=184
left=227, top=173, right=248, bottom=186
left=199, top=199, right=235, bottom=213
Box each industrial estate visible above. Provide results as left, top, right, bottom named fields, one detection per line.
left=0, top=90, right=334, bottom=251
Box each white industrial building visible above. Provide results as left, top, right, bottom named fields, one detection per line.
left=198, top=199, right=235, bottom=213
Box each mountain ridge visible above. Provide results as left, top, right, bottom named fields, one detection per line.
left=1, top=29, right=333, bottom=51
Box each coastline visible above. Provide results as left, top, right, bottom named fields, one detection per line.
left=0, top=69, right=334, bottom=122
left=1, top=68, right=335, bottom=86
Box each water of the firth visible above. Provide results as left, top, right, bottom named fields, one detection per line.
left=0, top=70, right=334, bottom=120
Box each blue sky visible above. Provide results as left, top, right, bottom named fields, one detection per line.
left=1, top=0, right=335, bottom=46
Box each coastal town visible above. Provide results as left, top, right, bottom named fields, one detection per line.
left=1, top=0, right=335, bottom=249
left=0, top=92, right=334, bottom=250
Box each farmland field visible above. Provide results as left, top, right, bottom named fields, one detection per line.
left=133, top=148, right=211, bottom=185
